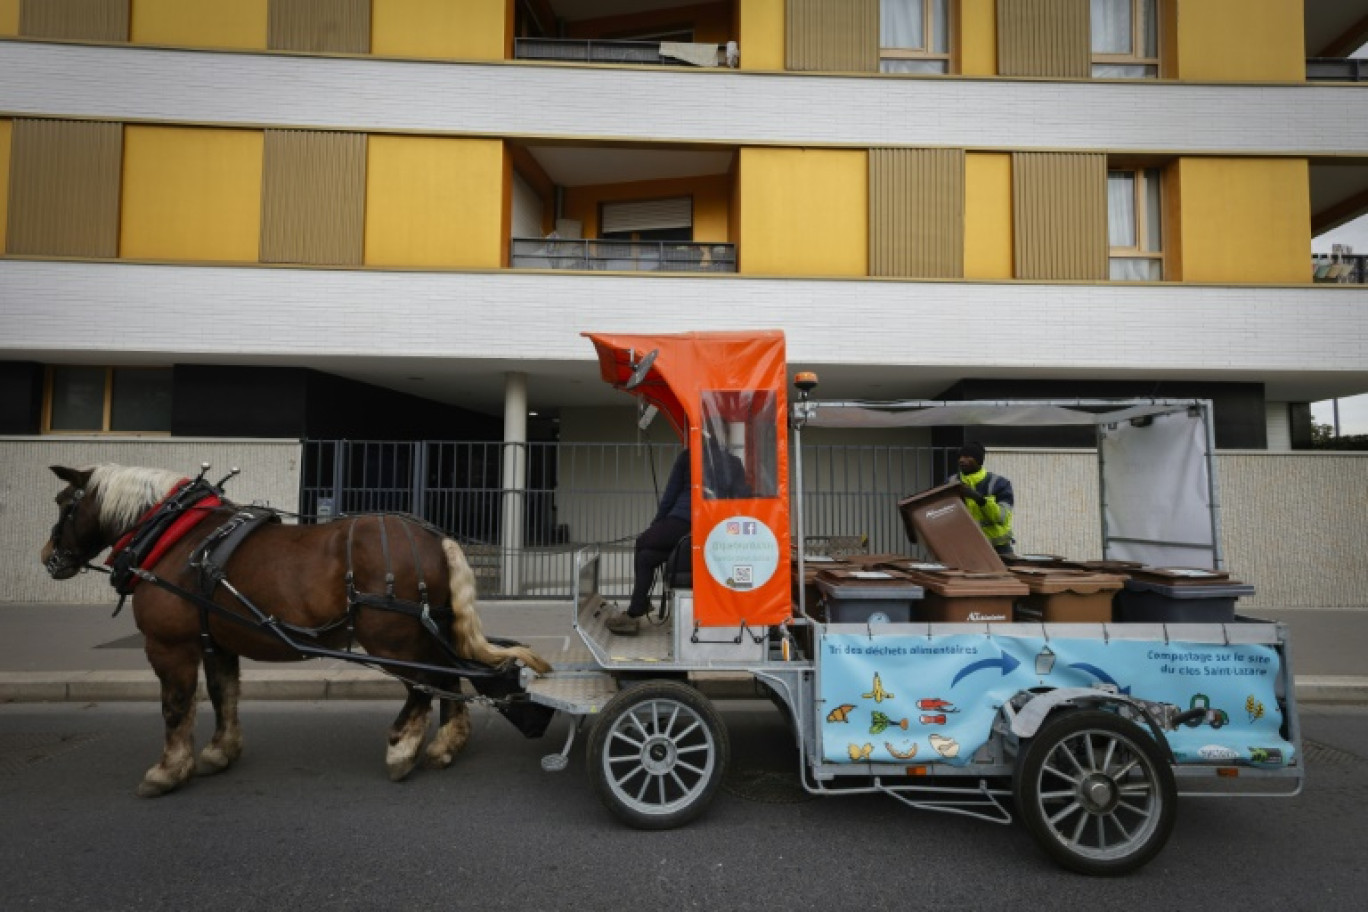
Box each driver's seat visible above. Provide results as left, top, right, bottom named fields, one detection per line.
left=664, top=534, right=692, bottom=591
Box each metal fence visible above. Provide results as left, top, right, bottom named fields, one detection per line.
left=510, top=238, right=736, bottom=273
left=1306, top=57, right=1368, bottom=81
left=300, top=440, right=953, bottom=599
left=514, top=38, right=723, bottom=66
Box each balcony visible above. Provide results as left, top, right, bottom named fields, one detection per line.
left=510, top=238, right=736, bottom=272
left=1307, top=58, right=1368, bottom=81
left=1313, top=254, right=1367, bottom=283
left=513, top=38, right=733, bottom=68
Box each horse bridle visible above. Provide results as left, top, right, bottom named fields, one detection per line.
left=44, top=486, right=108, bottom=578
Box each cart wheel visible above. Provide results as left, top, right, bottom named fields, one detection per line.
left=588, top=680, right=729, bottom=830
left=1015, top=709, right=1176, bottom=876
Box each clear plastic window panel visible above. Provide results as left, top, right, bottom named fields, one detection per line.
left=700, top=390, right=779, bottom=499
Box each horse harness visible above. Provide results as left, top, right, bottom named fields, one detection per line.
left=99, top=481, right=506, bottom=694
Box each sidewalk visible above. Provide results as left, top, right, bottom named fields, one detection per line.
left=1, top=602, right=1365, bottom=703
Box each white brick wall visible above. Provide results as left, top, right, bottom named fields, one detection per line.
left=1, top=42, right=1365, bottom=154
left=2, top=261, right=1365, bottom=398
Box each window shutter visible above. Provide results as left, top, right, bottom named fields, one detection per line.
left=259, top=129, right=366, bottom=265
left=6, top=119, right=122, bottom=257
left=997, top=0, right=1090, bottom=78
left=870, top=147, right=964, bottom=278
left=1013, top=151, right=1108, bottom=280
left=601, top=197, right=693, bottom=235
left=787, top=0, right=879, bottom=72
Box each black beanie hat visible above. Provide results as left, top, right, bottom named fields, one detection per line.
left=959, top=442, right=986, bottom=464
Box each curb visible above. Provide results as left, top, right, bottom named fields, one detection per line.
left=3, top=672, right=1365, bottom=704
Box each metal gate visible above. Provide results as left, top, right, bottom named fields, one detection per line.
left=301, top=440, right=953, bottom=598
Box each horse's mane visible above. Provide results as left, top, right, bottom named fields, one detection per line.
left=87, top=464, right=186, bottom=538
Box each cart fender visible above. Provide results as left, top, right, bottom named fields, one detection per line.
left=1010, top=688, right=1175, bottom=762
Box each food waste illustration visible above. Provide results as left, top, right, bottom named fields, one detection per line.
left=818, top=632, right=1295, bottom=768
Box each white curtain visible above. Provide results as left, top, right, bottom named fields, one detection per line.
left=881, top=0, right=925, bottom=50
left=1091, top=0, right=1131, bottom=54
left=1107, top=172, right=1136, bottom=247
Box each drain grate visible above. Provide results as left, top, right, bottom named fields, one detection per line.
left=1301, top=738, right=1362, bottom=765
left=0, top=732, right=106, bottom=777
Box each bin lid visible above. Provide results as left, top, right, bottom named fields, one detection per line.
left=816, top=578, right=924, bottom=600
left=1011, top=567, right=1126, bottom=595
left=1123, top=578, right=1255, bottom=599
left=899, top=568, right=1029, bottom=597
left=1128, top=566, right=1235, bottom=586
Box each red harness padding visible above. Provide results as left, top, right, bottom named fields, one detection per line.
left=106, top=480, right=223, bottom=590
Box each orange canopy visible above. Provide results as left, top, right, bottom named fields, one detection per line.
left=583, top=330, right=792, bottom=627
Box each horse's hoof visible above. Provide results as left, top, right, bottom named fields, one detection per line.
left=196, top=743, right=241, bottom=776
left=386, top=757, right=418, bottom=782
left=423, top=747, right=455, bottom=770
left=135, top=777, right=179, bottom=798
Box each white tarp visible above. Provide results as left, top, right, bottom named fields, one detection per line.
left=1100, top=409, right=1217, bottom=568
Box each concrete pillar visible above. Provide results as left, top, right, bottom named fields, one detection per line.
left=500, top=372, right=528, bottom=595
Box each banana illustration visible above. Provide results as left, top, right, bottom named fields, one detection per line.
left=885, top=742, right=918, bottom=760
left=862, top=673, right=894, bottom=704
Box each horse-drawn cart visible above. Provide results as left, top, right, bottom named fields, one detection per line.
left=522, top=330, right=1302, bottom=876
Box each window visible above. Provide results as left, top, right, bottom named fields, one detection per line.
left=700, top=391, right=778, bottom=500
left=1108, top=168, right=1162, bottom=280
left=1091, top=0, right=1158, bottom=78
left=880, top=0, right=950, bottom=74
left=46, top=366, right=173, bottom=434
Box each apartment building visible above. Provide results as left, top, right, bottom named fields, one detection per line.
left=2, top=0, right=1367, bottom=457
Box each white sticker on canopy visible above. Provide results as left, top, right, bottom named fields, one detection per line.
left=703, top=516, right=779, bottom=591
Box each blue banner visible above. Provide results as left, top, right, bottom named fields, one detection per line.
left=817, top=632, right=1293, bottom=769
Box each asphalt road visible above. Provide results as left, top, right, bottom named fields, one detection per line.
left=1, top=699, right=1365, bottom=911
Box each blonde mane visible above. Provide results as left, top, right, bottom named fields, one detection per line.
left=87, top=464, right=187, bottom=538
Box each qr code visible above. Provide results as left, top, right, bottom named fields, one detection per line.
left=733, top=565, right=753, bottom=585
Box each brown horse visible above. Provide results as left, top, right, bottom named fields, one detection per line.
left=41, top=463, right=551, bottom=797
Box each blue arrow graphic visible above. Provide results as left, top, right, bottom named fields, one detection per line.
left=951, top=651, right=1021, bottom=688
left=1068, top=662, right=1131, bottom=695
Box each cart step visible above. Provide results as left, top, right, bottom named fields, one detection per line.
left=528, top=672, right=619, bottom=715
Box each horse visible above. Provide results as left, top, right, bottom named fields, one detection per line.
left=40, top=463, right=551, bottom=797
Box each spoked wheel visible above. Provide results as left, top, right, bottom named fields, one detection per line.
left=588, top=680, right=729, bottom=830
left=1015, top=710, right=1177, bottom=876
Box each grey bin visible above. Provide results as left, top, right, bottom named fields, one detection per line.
left=1115, top=578, right=1256, bottom=623
left=816, top=578, right=924, bottom=624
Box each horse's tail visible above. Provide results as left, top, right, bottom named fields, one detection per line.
left=441, top=538, right=551, bottom=674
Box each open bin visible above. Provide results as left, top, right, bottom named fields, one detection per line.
left=897, top=481, right=1007, bottom=574
left=1011, top=567, right=1126, bottom=622
left=815, top=568, right=923, bottom=623
left=1116, top=569, right=1255, bottom=623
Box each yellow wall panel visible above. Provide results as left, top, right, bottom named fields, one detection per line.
left=1174, top=0, right=1303, bottom=82
left=562, top=174, right=731, bottom=242
left=0, top=119, right=10, bottom=251
left=130, top=0, right=267, bottom=50
left=964, top=152, right=1012, bottom=279
left=120, top=126, right=263, bottom=262
left=738, top=0, right=785, bottom=70
left=0, top=0, right=19, bottom=35
left=738, top=147, right=867, bottom=276
left=959, top=0, right=997, bottom=75
left=372, top=0, right=508, bottom=60
left=1176, top=157, right=1311, bottom=284
left=364, top=135, right=504, bottom=269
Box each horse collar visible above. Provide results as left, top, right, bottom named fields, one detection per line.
left=106, top=479, right=224, bottom=595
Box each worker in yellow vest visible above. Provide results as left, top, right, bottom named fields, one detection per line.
left=948, top=442, right=1015, bottom=555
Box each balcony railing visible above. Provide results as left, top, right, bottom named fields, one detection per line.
left=511, top=238, right=737, bottom=272
left=513, top=37, right=728, bottom=67
left=1307, top=58, right=1368, bottom=81
left=1313, top=254, right=1367, bottom=283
